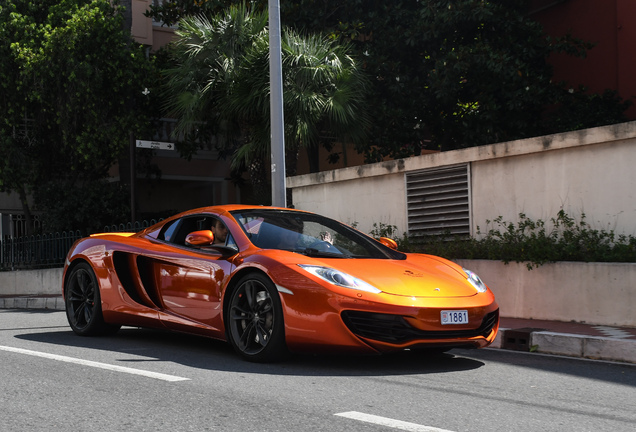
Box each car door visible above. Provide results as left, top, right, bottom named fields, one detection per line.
left=145, top=215, right=236, bottom=333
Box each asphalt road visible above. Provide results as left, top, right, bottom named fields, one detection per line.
left=1, top=309, right=635, bottom=432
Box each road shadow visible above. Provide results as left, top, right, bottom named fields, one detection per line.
left=16, top=325, right=484, bottom=377
left=453, top=347, right=636, bottom=387
left=7, top=310, right=635, bottom=385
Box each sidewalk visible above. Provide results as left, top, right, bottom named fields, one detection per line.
left=1, top=294, right=635, bottom=364
left=496, top=317, right=636, bottom=364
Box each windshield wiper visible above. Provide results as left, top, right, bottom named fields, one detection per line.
left=302, top=248, right=350, bottom=258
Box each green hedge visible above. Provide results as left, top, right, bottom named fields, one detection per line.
left=370, top=210, right=636, bottom=269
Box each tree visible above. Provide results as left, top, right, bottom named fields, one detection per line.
left=0, top=0, right=161, bottom=232
left=277, top=0, right=613, bottom=156
left=163, top=3, right=369, bottom=203
left=228, top=29, right=370, bottom=175
left=146, top=1, right=631, bottom=160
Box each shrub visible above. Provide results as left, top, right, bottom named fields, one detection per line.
left=369, top=211, right=636, bottom=269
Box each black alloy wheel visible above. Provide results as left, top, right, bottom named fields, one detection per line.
left=65, top=262, right=120, bottom=336
left=227, top=273, right=287, bottom=362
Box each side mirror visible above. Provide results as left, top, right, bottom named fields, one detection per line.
left=379, top=237, right=398, bottom=250
left=185, top=230, right=214, bottom=246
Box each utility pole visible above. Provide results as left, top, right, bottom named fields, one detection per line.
left=269, top=0, right=286, bottom=207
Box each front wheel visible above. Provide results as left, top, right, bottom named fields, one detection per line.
left=226, top=273, right=287, bottom=362
left=64, top=262, right=120, bottom=336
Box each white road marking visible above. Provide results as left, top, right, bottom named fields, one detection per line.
left=0, top=345, right=190, bottom=382
left=335, top=411, right=455, bottom=432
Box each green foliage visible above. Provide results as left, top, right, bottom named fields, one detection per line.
left=283, top=0, right=624, bottom=157
left=395, top=211, right=636, bottom=269
left=147, top=0, right=630, bottom=161
left=229, top=28, right=371, bottom=175
left=0, top=0, right=161, bottom=231
left=162, top=3, right=270, bottom=147
left=163, top=2, right=369, bottom=202
left=547, top=88, right=631, bottom=132
left=35, top=179, right=130, bottom=234
left=368, top=222, right=413, bottom=253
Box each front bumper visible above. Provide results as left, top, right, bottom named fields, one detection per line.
left=341, top=308, right=499, bottom=351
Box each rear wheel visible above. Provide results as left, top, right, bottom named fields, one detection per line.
left=226, top=273, right=287, bottom=362
left=65, top=262, right=120, bottom=336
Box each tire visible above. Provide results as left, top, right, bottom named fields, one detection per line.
left=64, top=262, right=120, bottom=336
left=226, top=273, right=288, bottom=362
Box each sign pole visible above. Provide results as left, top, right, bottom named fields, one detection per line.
left=129, top=132, right=136, bottom=224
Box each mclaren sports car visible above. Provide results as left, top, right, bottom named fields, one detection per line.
left=63, top=205, right=499, bottom=362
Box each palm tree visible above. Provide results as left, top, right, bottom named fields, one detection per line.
left=163, top=3, right=268, bottom=142
left=163, top=2, right=369, bottom=203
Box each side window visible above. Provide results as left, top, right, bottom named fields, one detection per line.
left=159, top=215, right=237, bottom=251
left=160, top=219, right=180, bottom=242
left=159, top=216, right=208, bottom=245
left=225, top=235, right=237, bottom=250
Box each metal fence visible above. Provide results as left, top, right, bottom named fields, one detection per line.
left=0, top=231, right=82, bottom=270
left=102, top=219, right=162, bottom=234
left=0, top=219, right=162, bottom=271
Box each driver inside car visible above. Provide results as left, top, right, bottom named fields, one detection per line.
left=211, top=219, right=228, bottom=245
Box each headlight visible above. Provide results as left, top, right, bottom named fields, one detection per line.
left=298, top=265, right=382, bottom=294
left=463, top=268, right=487, bottom=293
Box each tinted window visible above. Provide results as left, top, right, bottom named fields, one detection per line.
left=159, top=216, right=228, bottom=246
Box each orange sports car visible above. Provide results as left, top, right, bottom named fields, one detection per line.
left=63, top=205, right=499, bottom=362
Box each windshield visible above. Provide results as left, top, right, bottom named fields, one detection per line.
left=230, top=209, right=405, bottom=260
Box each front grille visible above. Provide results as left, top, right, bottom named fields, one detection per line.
left=341, top=309, right=499, bottom=344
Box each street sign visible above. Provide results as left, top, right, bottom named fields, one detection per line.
left=135, top=140, right=175, bottom=150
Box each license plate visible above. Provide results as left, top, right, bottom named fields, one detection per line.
left=441, top=310, right=469, bottom=325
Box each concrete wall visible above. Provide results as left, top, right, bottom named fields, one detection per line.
left=0, top=268, right=64, bottom=310
left=290, top=165, right=408, bottom=234
left=456, top=260, right=636, bottom=327
left=470, top=130, right=636, bottom=237
left=288, top=121, right=636, bottom=238
left=0, top=268, right=62, bottom=296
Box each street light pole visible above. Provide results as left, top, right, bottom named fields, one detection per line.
left=269, top=0, right=286, bottom=207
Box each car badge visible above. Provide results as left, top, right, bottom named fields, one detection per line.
left=404, top=270, right=424, bottom=277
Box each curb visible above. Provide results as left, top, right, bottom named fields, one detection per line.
left=494, top=327, right=636, bottom=364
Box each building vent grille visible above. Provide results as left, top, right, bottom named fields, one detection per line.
left=406, top=164, right=470, bottom=236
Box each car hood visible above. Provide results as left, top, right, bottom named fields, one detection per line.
left=320, top=254, right=478, bottom=298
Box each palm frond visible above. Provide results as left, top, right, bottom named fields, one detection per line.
left=163, top=2, right=370, bottom=177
